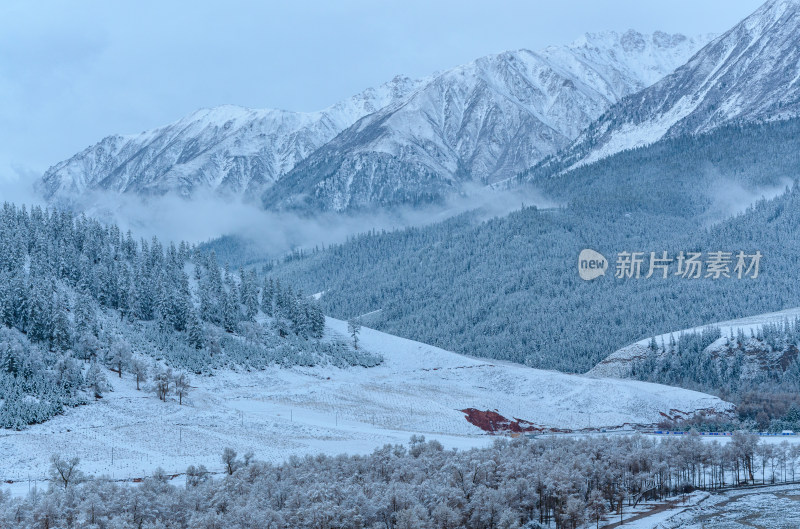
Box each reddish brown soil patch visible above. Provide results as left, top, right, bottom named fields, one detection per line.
left=460, top=408, right=570, bottom=433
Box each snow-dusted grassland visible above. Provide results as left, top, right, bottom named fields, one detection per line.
left=1, top=318, right=732, bottom=490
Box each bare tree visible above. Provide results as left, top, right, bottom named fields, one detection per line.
left=174, top=371, right=191, bottom=405
left=131, top=358, right=149, bottom=391
left=222, top=447, right=240, bottom=475
left=49, top=454, right=84, bottom=489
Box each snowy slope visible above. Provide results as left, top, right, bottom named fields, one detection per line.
left=263, top=31, right=712, bottom=212
left=0, top=318, right=732, bottom=486
left=40, top=31, right=710, bottom=212
left=39, top=76, right=423, bottom=200
left=589, top=307, right=800, bottom=378
left=554, top=0, right=800, bottom=169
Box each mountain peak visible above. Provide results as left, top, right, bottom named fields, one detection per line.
left=548, top=0, right=800, bottom=171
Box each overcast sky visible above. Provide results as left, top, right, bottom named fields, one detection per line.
left=0, top=0, right=764, bottom=187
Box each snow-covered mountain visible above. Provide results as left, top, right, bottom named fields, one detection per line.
left=40, top=31, right=710, bottom=211
left=552, top=0, right=800, bottom=170
left=39, top=75, right=423, bottom=199
left=262, top=31, right=713, bottom=211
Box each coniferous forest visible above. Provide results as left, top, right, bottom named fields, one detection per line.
left=266, top=119, right=800, bottom=373
left=0, top=203, right=379, bottom=429
left=630, top=320, right=800, bottom=431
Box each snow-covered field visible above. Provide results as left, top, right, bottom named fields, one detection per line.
left=656, top=484, right=800, bottom=529
left=585, top=484, right=800, bottom=528
left=0, top=318, right=731, bottom=492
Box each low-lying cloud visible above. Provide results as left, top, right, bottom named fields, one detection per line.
left=702, top=166, right=792, bottom=224
left=0, top=165, right=46, bottom=206
left=33, top=183, right=557, bottom=260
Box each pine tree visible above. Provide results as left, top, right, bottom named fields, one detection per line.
left=50, top=293, right=73, bottom=352
left=187, top=310, right=205, bottom=350
left=74, top=292, right=98, bottom=337
left=261, top=278, right=275, bottom=317
left=26, top=280, right=53, bottom=345
left=348, top=319, right=361, bottom=350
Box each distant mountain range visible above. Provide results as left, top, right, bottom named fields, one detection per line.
left=39, top=75, right=422, bottom=200
left=39, top=0, right=800, bottom=215
left=40, top=30, right=711, bottom=211
left=261, top=31, right=711, bottom=212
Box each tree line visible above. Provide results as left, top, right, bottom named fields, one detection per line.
left=2, top=433, right=799, bottom=529
left=632, top=318, right=800, bottom=432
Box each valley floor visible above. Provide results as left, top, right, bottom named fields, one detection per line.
left=0, top=318, right=732, bottom=494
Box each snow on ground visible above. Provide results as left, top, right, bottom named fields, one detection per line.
left=589, top=306, right=800, bottom=378
left=0, top=318, right=731, bottom=493
left=595, top=484, right=800, bottom=528
left=604, top=491, right=710, bottom=529
left=655, top=484, right=800, bottom=529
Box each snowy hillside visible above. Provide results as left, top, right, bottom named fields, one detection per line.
left=589, top=307, right=800, bottom=379
left=39, top=32, right=710, bottom=212
left=553, top=0, right=800, bottom=169
left=263, top=31, right=712, bottom=212
left=39, top=76, right=422, bottom=200
left=0, top=317, right=733, bottom=486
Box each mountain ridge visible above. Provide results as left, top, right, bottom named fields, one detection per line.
left=547, top=0, right=800, bottom=171
left=39, top=30, right=711, bottom=212
left=263, top=30, right=713, bottom=212
left=39, top=75, right=424, bottom=200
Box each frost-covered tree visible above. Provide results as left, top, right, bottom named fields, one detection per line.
left=131, top=357, right=149, bottom=391
left=174, top=371, right=190, bottom=405
left=187, top=310, right=205, bottom=350
left=106, top=340, right=132, bottom=378
left=348, top=319, right=361, bottom=350
left=85, top=362, right=110, bottom=399
left=48, top=455, right=84, bottom=490
left=3, top=434, right=797, bottom=528
left=0, top=203, right=359, bottom=430
left=153, top=366, right=172, bottom=402
left=222, top=447, right=239, bottom=475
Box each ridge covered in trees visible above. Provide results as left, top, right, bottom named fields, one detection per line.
left=268, top=118, right=800, bottom=374
left=632, top=319, right=800, bottom=431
